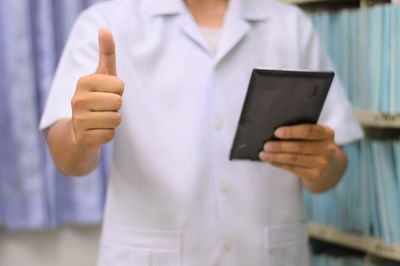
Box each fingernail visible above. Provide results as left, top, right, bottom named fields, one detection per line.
left=259, top=151, right=267, bottom=160
left=275, top=128, right=284, bottom=138
left=264, top=143, right=274, bottom=151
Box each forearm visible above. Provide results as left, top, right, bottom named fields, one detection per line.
left=301, top=146, right=347, bottom=194
left=47, top=118, right=101, bottom=176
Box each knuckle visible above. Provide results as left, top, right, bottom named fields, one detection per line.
left=118, top=79, right=125, bottom=94
left=114, top=95, right=123, bottom=109
left=113, top=113, right=122, bottom=126
left=290, top=154, right=298, bottom=162
left=77, top=75, right=91, bottom=89
left=77, top=77, right=85, bottom=88
left=319, top=159, right=328, bottom=170
left=103, top=130, right=115, bottom=142
left=326, top=127, right=335, bottom=139
left=327, top=144, right=336, bottom=156
left=71, top=95, right=87, bottom=109
left=112, top=78, right=125, bottom=95
left=311, top=169, right=323, bottom=179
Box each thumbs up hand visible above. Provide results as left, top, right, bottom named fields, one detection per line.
left=71, top=28, right=124, bottom=152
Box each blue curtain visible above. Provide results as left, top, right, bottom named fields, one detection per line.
left=0, top=0, right=108, bottom=231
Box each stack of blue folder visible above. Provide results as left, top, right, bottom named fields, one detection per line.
left=310, top=5, right=400, bottom=112
left=304, top=4, right=400, bottom=246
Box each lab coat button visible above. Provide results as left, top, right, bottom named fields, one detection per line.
left=223, top=239, right=232, bottom=252
left=213, top=118, right=224, bottom=130
left=219, top=180, right=229, bottom=193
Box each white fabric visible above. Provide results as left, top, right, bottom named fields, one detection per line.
left=200, top=27, right=221, bottom=54
left=39, top=0, right=364, bottom=265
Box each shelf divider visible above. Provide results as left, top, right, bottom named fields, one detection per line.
left=308, top=222, right=400, bottom=261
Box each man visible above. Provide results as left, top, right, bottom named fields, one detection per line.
left=40, top=0, right=363, bottom=265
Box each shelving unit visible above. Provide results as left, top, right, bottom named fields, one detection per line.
left=308, top=223, right=400, bottom=261
left=281, top=0, right=400, bottom=264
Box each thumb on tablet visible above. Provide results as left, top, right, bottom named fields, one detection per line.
left=96, top=28, right=117, bottom=76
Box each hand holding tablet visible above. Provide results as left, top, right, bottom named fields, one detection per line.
left=230, top=69, right=335, bottom=161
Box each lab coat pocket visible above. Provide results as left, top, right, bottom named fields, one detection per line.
left=263, top=223, right=309, bottom=266
left=99, top=225, right=182, bottom=266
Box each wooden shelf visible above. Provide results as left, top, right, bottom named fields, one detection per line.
left=281, top=0, right=390, bottom=8
left=308, top=222, right=400, bottom=261
left=355, top=110, right=400, bottom=129
left=355, top=110, right=400, bottom=139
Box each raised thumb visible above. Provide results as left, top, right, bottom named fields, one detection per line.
left=96, top=28, right=117, bottom=76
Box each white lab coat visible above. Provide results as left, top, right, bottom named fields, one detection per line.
left=40, top=0, right=364, bottom=265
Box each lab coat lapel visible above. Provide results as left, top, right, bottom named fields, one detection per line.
left=215, top=18, right=250, bottom=63
left=144, top=0, right=212, bottom=54
left=141, top=0, right=268, bottom=59
left=178, top=0, right=268, bottom=58
left=214, top=0, right=268, bottom=64
left=179, top=12, right=212, bottom=55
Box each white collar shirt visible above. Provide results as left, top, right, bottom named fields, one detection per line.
left=40, top=0, right=364, bottom=265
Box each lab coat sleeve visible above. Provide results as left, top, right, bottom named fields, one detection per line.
left=297, top=12, right=364, bottom=145
left=39, top=5, right=110, bottom=131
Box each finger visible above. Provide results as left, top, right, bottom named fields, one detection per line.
left=263, top=140, right=336, bottom=156
left=75, top=112, right=122, bottom=130
left=270, top=163, right=323, bottom=181
left=78, top=75, right=124, bottom=95
left=259, top=152, right=327, bottom=169
left=81, top=129, right=115, bottom=148
left=96, top=28, right=117, bottom=76
left=274, top=124, right=334, bottom=141
left=87, top=92, right=122, bottom=111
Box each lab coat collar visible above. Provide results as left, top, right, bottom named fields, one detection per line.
left=143, top=0, right=184, bottom=17
left=143, top=0, right=269, bottom=62
left=143, top=0, right=269, bottom=21
left=241, top=0, right=269, bottom=21
left=214, top=0, right=269, bottom=63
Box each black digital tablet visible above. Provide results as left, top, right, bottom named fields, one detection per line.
left=229, top=69, right=334, bottom=161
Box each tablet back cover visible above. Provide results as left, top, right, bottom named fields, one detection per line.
left=229, top=69, right=334, bottom=161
